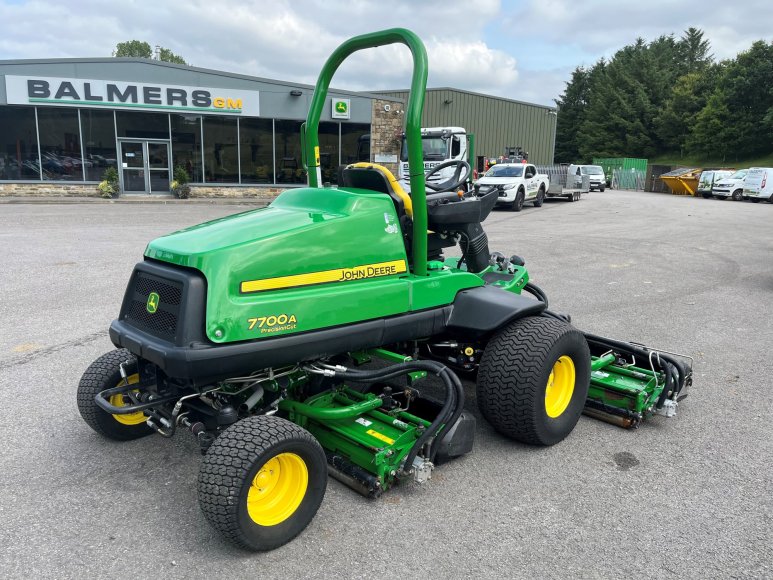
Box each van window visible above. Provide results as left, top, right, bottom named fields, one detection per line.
left=581, top=166, right=604, bottom=175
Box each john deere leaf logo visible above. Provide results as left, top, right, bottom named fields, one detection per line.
left=146, top=292, right=160, bottom=314
left=335, top=101, right=348, bottom=113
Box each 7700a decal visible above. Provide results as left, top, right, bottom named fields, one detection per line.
left=247, top=314, right=298, bottom=334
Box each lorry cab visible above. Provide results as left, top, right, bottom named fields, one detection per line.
left=567, top=164, right=605, bottom=191
left=398, top=127, right=467, bottom=192
left=742, top=167, right=773, bottom=202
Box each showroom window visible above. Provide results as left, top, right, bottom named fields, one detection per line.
left=116, top=111, right=170, bottom=139
left=318, top=121, right=340, bottom=185
left=37, top=108, right=83, bottom=181
left=274, top=119, right=306, bottom=184
left=171, top=114, right=203, bottom=183
left=341, top=123, right=371, bottom=165
left=203, top=117, right=238, bottom=183
left=0, top=106, right=40, bottom=180
left=81, top=110, right=117, bottom=181
left=239, top=118, right=273, bottom=184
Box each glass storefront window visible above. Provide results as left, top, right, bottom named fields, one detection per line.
left=81, top=110, right=117, bottom=181
left=116, top=111, right=170, bottom=139
left=274, top=119, right=306, bottom=184
left=239, top=118, right=273, bottom=184
left=319, top=121, right=339, bottom=185
left=171, top=114, right=202, bottom=183
left=37, top=108, right=83, bottom=181
left=0, top=106, right=39, bottom=180
left=203, top=117, right=238, bottom=183
left=341, top=123, right=371, bottom=165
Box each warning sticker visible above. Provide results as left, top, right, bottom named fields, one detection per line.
left=366, top=429, right=395, bottom=445
left=355, top=417, right=372, bottom=427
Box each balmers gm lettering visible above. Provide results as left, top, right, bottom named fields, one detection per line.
left=26, top=80, right=242, bottom=110
left=338, top=263, right=398, bottom=281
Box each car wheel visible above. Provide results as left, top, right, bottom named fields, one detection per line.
left=534, top=188, right=545, bottom=207
left=512, top=190, right=525, bottom=212
left=732, top=189, right=743, bottom=201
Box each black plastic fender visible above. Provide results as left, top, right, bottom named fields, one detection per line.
left=446, top=286, right=545, bottom=337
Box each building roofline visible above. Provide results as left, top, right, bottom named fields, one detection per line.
left=375, top=86, right=555, bottom=110
left=0, top=57, right=403, bottom=102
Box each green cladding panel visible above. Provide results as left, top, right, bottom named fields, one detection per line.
left=375, top=88, right=557, bottom=165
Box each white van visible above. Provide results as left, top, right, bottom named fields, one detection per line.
left=567, top=164, right=605, bottom=191
left=742, top=167, right=773, bottom=203
left=712, top=169, right=748, bottom=200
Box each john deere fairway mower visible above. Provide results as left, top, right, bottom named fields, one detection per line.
left=77, top=29, right=692, bottom=551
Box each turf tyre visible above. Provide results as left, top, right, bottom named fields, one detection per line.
left=476, top=316, right=590, bottom=445
left=198, top=415, right=327, bottom=551
left=77, top=349, right=153, bottom=441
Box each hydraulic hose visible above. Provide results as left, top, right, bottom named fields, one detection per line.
left=320, top=359, right=463, bottom=471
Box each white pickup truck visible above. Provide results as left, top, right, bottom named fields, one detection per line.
left=475, top=163, right=550, bottom=211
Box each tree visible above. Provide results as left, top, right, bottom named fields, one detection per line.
left=678, top=28, right=713, bottom=74
left=554, top=66, right=591, bottom=163
left=113, top=41, right=187, bottom=65
left=113, top=40, right=153, bottom=59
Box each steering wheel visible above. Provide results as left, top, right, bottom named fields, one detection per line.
left=424, top=159, right=471, bottom=193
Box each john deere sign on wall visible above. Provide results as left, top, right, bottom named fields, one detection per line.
left=4, top=76, right=260, bottom=116
left=331, top=98, right=350, bottom=119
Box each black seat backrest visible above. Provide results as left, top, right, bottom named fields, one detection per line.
left=340, top=165, right=406, bottom=217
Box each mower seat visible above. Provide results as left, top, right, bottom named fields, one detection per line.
left=341, top=163, right=413, bottom=218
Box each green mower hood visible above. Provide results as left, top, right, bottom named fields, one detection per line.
left=144, top=186, right=482, bottom=343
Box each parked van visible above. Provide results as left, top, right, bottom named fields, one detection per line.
left=567, top=164, right=605, bottom=191
left=697, top=169, right=734, bottom=199
left=742, top=167, right=773, bottom=203
left=712, top=169, right=748, bottom=200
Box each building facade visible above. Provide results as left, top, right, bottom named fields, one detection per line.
left=0, top=58, right=400, bottom=196
left=376, top=88, right=557, bottom=166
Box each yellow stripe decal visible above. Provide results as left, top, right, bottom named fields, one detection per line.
left=240, top=259, right=407, bottom=293
left=366, top=429, right=395, bottom=445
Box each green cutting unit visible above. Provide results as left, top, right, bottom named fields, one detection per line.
left=77, top=29, right=692, bottom=551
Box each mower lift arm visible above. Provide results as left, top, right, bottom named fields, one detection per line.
left=304, top=28, right=431, bottom=276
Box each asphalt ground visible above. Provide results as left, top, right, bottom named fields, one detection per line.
left=0, top=191, right=771, bottom=579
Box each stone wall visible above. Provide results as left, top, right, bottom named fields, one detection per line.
left=0, top=182, right=287, bottom=199
left=370, top=99, right=404, bottom=176
left=0, top=183, right=101, bottom=197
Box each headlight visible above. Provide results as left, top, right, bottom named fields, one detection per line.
left=501, top=184, right=515, bottom=190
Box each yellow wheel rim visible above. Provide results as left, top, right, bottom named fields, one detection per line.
left=109, top=373, right=146, bottom=426
left=247, top=453, right=308, bottom=527
left=545, top=355, right=576, bottom=418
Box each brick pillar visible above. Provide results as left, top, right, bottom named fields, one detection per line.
left=370, top=99, right=404, bottom=176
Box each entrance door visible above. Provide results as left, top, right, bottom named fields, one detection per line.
left=120, top=140, right=171, bottom=193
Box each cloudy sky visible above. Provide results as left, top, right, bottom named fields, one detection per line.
left=0, top=0, right=771, bottom=106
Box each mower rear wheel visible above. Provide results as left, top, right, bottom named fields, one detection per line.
left=77, top=349, right=153, bottom=441
left=198, top=415, right=327, bottom=551
left=476, top=316, right=590, bottom=445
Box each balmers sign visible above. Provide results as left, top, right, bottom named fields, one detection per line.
left=4, top=76, right=259, bottom=116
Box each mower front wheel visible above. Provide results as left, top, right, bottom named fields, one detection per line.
left=77, top=349, right=153, bottom=441
left=198, top=415, right=327, bottom=551
left=476, top=316, right=590, bottom=445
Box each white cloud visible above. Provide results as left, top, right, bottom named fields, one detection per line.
left=0, top=0, right=768, bottom=107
